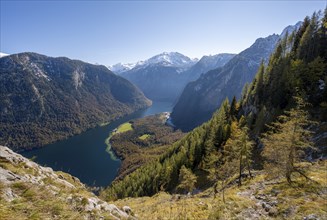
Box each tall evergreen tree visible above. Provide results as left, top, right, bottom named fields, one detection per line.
left=319, top=8, right=327, bottom=59
left=230, top=96, right=239, bottom=119
left=298, top=12, right=320, bottom=62
left=255, top=60, right=265, bottom=102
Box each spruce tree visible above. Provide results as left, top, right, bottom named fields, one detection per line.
left=230, top=96, right=238, bottom=118
left=255, top=61, right=265, bottom=102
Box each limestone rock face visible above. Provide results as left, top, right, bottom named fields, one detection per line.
left=0, top=145, right=134, bottom=219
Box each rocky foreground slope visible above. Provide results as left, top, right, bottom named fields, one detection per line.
left=2, top=143, right=325, bottom=220
left=114, top=162, right=327, bottom=220
left=0, top=146, right=134, bottom=220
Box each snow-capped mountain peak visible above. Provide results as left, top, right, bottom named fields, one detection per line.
left=0, top=52, right=10, bottom=58
left=108, top=62, right=137, bottom=74
left=109, top=52, right=197, bottom=74
left=145, top=52, right=197, bottom=68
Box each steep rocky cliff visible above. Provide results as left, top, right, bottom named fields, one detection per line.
left=171, top=34, right=279, bottom=130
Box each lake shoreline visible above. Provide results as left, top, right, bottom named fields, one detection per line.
left=18, top=105, right=152, bottom=154
left=21, top=101, right=175, bottom=187
left=108, top=113, right=185, bottom=181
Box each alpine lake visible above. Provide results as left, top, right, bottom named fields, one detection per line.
left=22, top=101, right=173, bottom=187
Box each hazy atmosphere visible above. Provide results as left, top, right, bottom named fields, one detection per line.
left=1, top=1, right=327, bottom=219
left=1, top=1, right=326, bottom=65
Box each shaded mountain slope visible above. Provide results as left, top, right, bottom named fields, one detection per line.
left=179, top=53, right=236, bottom=83
left=171, top=34, right=280, bottom=131
left=0, top=52, right=151, bottom=151
left=119, top=52, right=197, bottom=102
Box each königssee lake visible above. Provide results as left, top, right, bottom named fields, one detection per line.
left=22, top=101, right=173, bottom=187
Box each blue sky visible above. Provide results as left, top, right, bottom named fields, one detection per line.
left=1, top=1, right=326, bottom=65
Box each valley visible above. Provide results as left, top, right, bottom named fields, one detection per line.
left=111, top=52, right=235, bottom=102
left=1, top=2, right=326, bottom=220
left=22, top=101, right=174, bottom=187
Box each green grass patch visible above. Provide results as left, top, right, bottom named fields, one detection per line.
left=117, top=122, right=133, bottom=133
left=139, top=134, right=151, bottom=140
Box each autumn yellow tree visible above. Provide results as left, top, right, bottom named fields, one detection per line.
left=177, top=165, right=197, bottom=194
left=262, top=96, right=315, bottom=184
left=208, top=118, right=254, bottom=202
left=224, top=118, right=254, bottom=186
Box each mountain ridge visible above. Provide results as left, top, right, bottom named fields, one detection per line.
left=171, top=22, right=302, bottom=131
left=0, top=52, right=151, bottom=151
left=182, top=53, right=236, bottom=82
left=117, top=52, right=235, bottom=101
left=109, top=51, right=198, bottom=74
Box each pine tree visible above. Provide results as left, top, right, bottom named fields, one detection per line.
left=206, top=152, right=222, bottom=199
left=261, top=96, right=316, bottom=184
left=177, top=165, right=197, bottom=194
left=292, top=16, right=310, bottom=58
left=298, top=12, right=320, bottom=62
left=230, top=96, right=239, bottom=118
left=319, top=8, right=327, bottom=59
left=224, top=119, right=254, bottom=186
left=216, top=156, right=236, bottom=203
left=203, top=99, right=230, bottom=167
left=241, top=82, right=250, bottom=105
left=255, top=61, right=265, bottom=102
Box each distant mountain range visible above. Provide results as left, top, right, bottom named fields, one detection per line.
left=171, top=22, right=302, bottom=131
left=109, top=52, right=198, bottom=74
left=110, top=52, right=235, bottom=101
left=109, top=62, right=138, bottom=74
left=182, top=53, right=236, bottom=82
left=0, top=52, right=151, bottom=151
left=0, top=21, right=303, bottom=149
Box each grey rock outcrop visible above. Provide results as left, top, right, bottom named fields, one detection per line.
left=0, top=145, right=134, bottom=219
